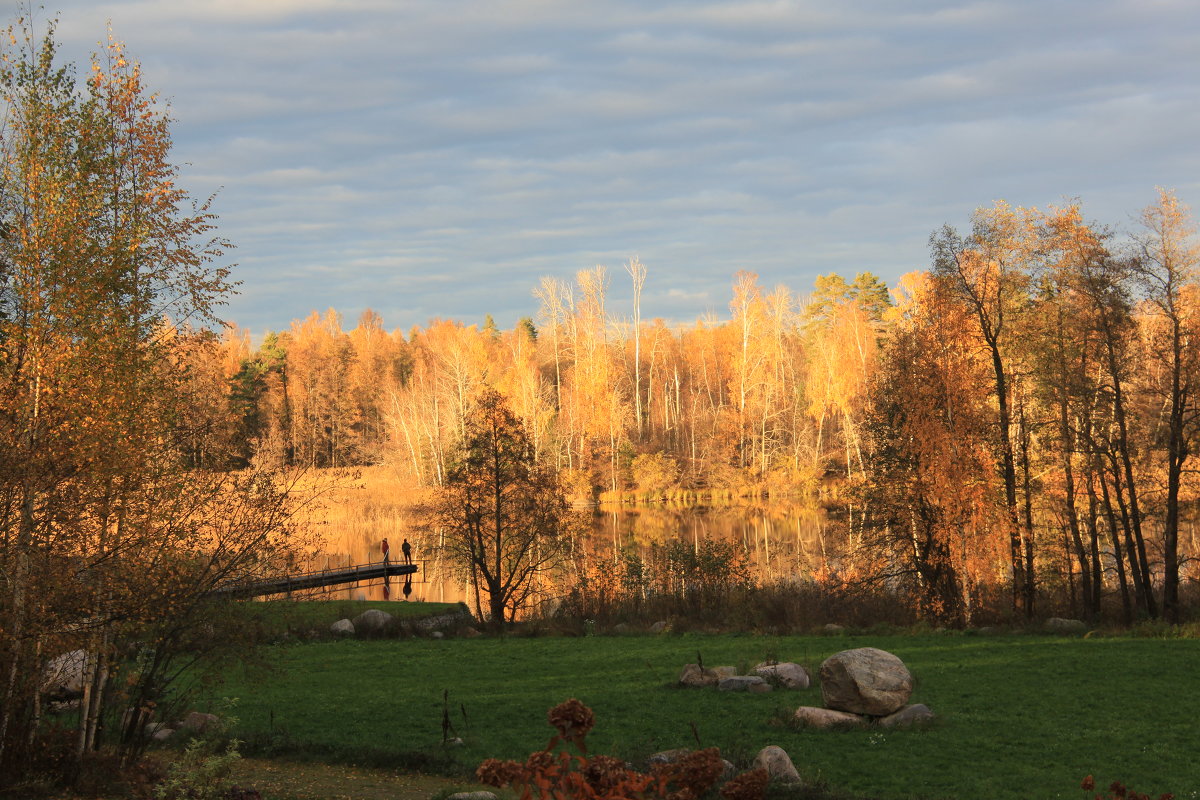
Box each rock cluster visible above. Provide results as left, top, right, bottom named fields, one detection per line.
left=792, top=647, right=934, bottom=729
left=678, top=660, right=810, bottom=693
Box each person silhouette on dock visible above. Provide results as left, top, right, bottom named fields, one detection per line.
left=381, top=538, right=390, bottom=563
left=401, top=538, right=412, bottom=565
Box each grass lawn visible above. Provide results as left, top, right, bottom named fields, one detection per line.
left=203, top=629, right=1198, bottom=800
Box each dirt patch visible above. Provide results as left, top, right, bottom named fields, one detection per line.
left=229, top=757, right=484, bottom=800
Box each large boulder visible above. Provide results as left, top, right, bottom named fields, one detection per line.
left=330, top=619, right=355, bottom=636
left=753, top=661, right=810, bottom=689
left=43, top=650, right=89, bottom=698
left=792, top=706, right=865, bottom=729
left=753, top=745, right=801, bottom=783
left=819, top=647, right=913, bottom=716
left=353, top=608, right=393, bottom=634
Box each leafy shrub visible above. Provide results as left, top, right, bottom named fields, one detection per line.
left=1080, top=774, right=1174, bottom=800
left=477, top=699, right=767, bottom=800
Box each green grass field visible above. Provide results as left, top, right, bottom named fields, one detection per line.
left=199, top=619, right=1199, bottom=800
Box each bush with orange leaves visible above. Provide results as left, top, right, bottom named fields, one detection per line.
left=1080, top=775, right=1174, bottom=800
left=477, top=699, right=769, bottom=800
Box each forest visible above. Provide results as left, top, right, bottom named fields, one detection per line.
left=173, top=193, right=1200, bottom=626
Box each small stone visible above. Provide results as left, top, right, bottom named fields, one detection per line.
left=152, top=727, right=175, bottom=741
left=179, top=712, right=220, bottom=733
left=679, top=664, right=720, bottom=687
left=646, top=748, right=691, bottom=767
left=646, top=749, right=734, bottom=778
left=649, top=620, right=669, bottom=634
left=753, top=662, right=810, bottom=689
left=330, top=619, right=355, bottom=636
left=718, top=676, right=768, bottom=692
left=144, top=722, right=170, bottom=737
left=613, top=623, right=631, bottom=633
left=1044, top=617, right=1088, bottom=635
left=431, top=631, right=444, bottom=639
left=822, top=623, right=846, bottom=635
left=793, top=706, right=865, bottom=729
left=754, top=745, right=801, bottom=783
left=877, top=703, right=935, bottom=728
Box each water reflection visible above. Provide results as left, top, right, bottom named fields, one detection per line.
left=307, top=500, right=831, bottom=606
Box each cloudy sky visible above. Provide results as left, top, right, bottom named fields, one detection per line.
left=39, top=0, right=1200, bottom=335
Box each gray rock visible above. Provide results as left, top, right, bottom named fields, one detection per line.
left=178, top=712, right=220, bottom=733
left=1044, top=617, right=1088, bottom=635
left=753, top=661, right=810, bottom=689
left=823, top=624, right=846, bottom=635
left=43, top=649, right=89, bottom=697
left=144, top=722, right=172, bottom=738
left=718, top=676, right=769, bottom=692
left=152, top=727, right=176, bottom=742
left=413, top=610, right=471, bottom=631
left=649, top=620, right=669, bottom=634
left=646, top=748, right=692, bottom=767
left=431, top=631, right=445, bottom=639
left=819, top=647, right=913, bottom=716
left=877, top=703, right=935, bottom=728
left=353, top=608, right=393, bottom=634
left=754, top=745, right=801, bottom=783
left=712, top=666, right=737, bottom=679
left=793, top=706, right=865, bottom=729
left=679, top=664, right=720, bottom=687
left=330, top=618, right=355, bottom=636
left=447, top=793, right=497, bottom=800
left=613, top=623, right=631, bottom=634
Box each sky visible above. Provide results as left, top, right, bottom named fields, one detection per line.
left=33, top=0, right=1200, bottom=336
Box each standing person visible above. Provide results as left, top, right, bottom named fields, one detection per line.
left=381, top=538, right=390, bottom=563
left=401, top=538, right=412, bottom=565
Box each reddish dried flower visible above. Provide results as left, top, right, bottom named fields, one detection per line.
left=476, top=758, right=525, bottom=788
left=1111, top=782, right=1127, bottom=799
left=582, top=754, right=628, bottom=792
left=1081, top=776, right=1096, bottom=791
left=547, top=698, right=595, bottom=739
left=720, top=768, right=770, bottom=800
left=667, top=748, right=725, bottom=796
left=1159, top=794, right=1175, bottom=800
left=525, top=749, right=558, bottom=772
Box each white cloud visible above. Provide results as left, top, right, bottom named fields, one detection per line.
left=22, top=0, right=1200, bottom=334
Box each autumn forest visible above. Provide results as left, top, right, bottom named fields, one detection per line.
left=163, top=192, right=1199, bottom=627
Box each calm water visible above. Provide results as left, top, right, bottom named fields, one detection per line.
left=308, top=501, right=832, bottom=608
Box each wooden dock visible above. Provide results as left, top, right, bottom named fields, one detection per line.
left=212, top=561, right=418, bottom=599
